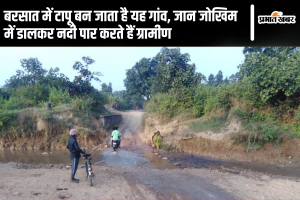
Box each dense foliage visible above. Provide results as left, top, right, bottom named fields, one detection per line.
left=140, top=47, right=300, bottom=148
left=124, top=58, right=157, bottom=100
left=0, top=56, right=139, bottom=131
left=239, top=47, right=300, bottom=104
left=1, top=47, right=300, bottom=149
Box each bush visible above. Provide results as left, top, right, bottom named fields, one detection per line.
left=0, top=110, right=18, bottom=131
left=144, top=92, right=178, bottom=122
left=90, top=90, right=108, bottom=108
left=1, top=83, right=51, bottom=110
left=0, top=88, right=10, bottom=100
left=48, top=87, right=71, bottom=107
left=13, top=83, right=50, bottom=106
left=193, top=85, right=215, bottom=116
left=155, top=93, right=177, bottom=116
left=168, top=87, right=194, bottom=109
left=232, top=78, right=266, bottom=108
left=204, top=96, right=219, bottom=115
left=58, top=132, right=70, bottom=143
left=144, top=98, right=158, bottom=113
left=290, top=106, right=300, bottom=137
left=215, top=84, right=233, bottom=110
left=3, top=96, right=35, bottom=110
left=0, top=96, right=5, bottom=110
left=72, top=96, right=93, bottom=115
left=190, top=116, right=226, bottom=132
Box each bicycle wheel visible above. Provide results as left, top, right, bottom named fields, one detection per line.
left=89, top=178, right=92, bottom=186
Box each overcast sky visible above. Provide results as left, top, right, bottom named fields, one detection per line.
left=0, top=47, right=245, bottom=91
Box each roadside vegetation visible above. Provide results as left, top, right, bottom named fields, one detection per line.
left=123, top=47, right=300, bottom=151
left=1, top=47, right=300, bottom=151
left=0, top=56, right=142, bottom=142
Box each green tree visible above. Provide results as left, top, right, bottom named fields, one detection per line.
left=101, top=82, right=113, bottom=94
left=5, top=58, right=72, bottom=97
left=240, top=47, right=298, bottom=77
left=152, top=47, right=205, bottom=94
left=71, top=56, right=103, bottom=96
left=239, top=47, right=300, bottom=103
left=101, top=83, right=108, bottom=92
left=243, top=47, right=297, bottom=58
left=43, top=67, right=72, bottom=93
left=208, top=74, right=215, bottom=86
left=124, top=57, right=157, bottom=100
left=229, top=72, right=240, bottom=83
left=224, top=77, right=230, bottom=85
left=108, top=90, right=145, bottom=110
left=108, top=82, right=112, bottom=93
left=5, top=58, right=48, bottom=88
left=214, top=70, right=223, bottom=86
left=0, top=88, right=10, bottom=100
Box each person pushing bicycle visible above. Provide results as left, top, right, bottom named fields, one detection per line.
left=67, top=129, right=86, bottom=183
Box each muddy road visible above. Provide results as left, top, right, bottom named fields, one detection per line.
left=105, top=106, right=145, bottom=146
left=0, top=109, right=300, bottom=200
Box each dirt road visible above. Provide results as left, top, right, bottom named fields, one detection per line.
left=0, top=108, right=299, bottom=200
left=106, top=107, right=146, bottom=146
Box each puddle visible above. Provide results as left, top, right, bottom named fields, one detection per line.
left=163, top=152, right=300, bottom=178
left=0, top=147, right=176, bottom=169
left=220, top=160, right=300, bottom=178
left=96, top=148, right=176, bottom=169
left=1, top=147, right=299, bottom=178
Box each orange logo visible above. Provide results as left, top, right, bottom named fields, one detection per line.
left=258, top=11, right=296, bottom=24
left=271, top=11, right=283, bottom=17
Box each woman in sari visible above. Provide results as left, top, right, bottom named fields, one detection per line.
left=152, top=131, right=163, bottom=155
left=151, top=132, right=157, bottom=152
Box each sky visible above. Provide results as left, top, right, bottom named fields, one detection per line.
left=0, top=47, right=245, bottom=91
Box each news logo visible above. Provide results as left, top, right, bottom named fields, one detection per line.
left=258, top=11, right=296, bottom=24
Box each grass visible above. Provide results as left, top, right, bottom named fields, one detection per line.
left=72, top=112, right=96, bottom=130
left=175, top=108, right=195, bottom=120
left=77, top=128, right=93, bottom=136
left=228, top=108, right=294, bottom=151
left=58, top=132, right=70, bottom=143
left=157, top=107, right=195, bottom=125
left=162, top=144, right=170, bottom=150
left=189, top=113, right=227, bottom=133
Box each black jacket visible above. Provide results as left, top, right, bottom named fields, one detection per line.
left=66, top=136, right=85, bottom=159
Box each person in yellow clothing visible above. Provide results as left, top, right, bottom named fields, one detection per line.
left=152, top=131, right=163, bottom=155
left=151, top=132, right=157, bottom=152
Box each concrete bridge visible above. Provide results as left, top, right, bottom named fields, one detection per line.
left=99, top=114, right=122, bottom=129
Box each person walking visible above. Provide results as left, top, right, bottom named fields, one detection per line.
left=67, top=129, right=86, bottom=183
left=153, top=131, right=163, bottom=155
left=151, top=132, right=157, bottom=152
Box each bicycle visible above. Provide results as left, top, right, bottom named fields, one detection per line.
left=82, top=147, right=95, bottom=186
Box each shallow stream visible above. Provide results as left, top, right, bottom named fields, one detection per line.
left=0, top=146, right=299, bottom=178
left=0, top=147, right=176, bottom=169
